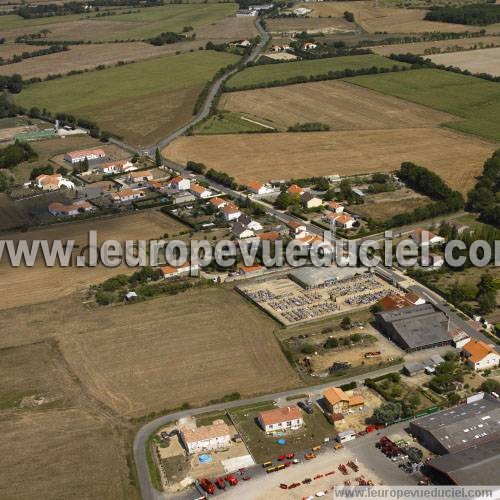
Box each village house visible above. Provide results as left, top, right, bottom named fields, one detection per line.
left=64, top=148, right=106, bottom=164
left=287, top=184, right=304, bottom=196
left=462, top=339, right=499, bottom=371
left=159, top=261, right=199, bottom=279
left=302, top=192, right=322, bottom=209
left=246, top=180, right=274, bottom=195
left=445, top=220, right=470, bottom=235
left=99, top=159, right=135, bottom=175
left=35, top=173, right=74, bottom=191
left=258, top=231, right=281, bottom=242
left=222, top=203, right=242, bottom=221
left=326, top=201, right=344, bottom=214
left=237, top=213, right=263, bottom=231
left=48, top=200, right=94, bottom=217
left=169, top=176, right=191, bottom=191
left=232, top=221, right=254, bottom=239
left=238, top=264, right=266, bottom=277
left=128, top=170, right=153, bottom=183
left=209, top=197, right=227, bottom=210
left=451, top=329, right=471, bottom=349
left=190, top=183, right=212, bottom=199
left=405, top=292, right=426, bottom=306
left=323, top=387, right=365, bottom=414
left=323, top=212, right=355, bottom=229
left=287, top=220, right=307, bottom=238
left=258, top=405, right=303, bottom=434
left=172, top=192, right=195, bottom=205
left=180, top=420, right=232, bottom=454
left=110, top=188, right=145, bottom=203
left=411, top=228, right=445, bottom=247
left=303, top=42, right=318, bottom=50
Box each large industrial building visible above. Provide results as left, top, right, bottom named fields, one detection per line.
left=375, top=304, right=452, bottom=352
left=410, top=393, right=500, bottom=455
left=426, top=438, right=500, bottom=485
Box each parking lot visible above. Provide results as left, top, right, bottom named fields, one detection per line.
left=238, top=273, right=396, bottom=325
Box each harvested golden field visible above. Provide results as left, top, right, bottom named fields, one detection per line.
left=266, top=16, right=355, bottom=34
left=164, top=128, right=496, bottom=193
left=0, top=288, right=301, bottom=416
left=0, top=341, right=135, bottom=500
left=0, top=210, right=187, bottom=310
left=0, top=41, right=205, bottom=79
left=296, top=1, right=478, bottom=33
left=371, top=35, right=500, bottom=56
left=429, top=46, right=500, bottom=77
left=0, top=42, right=38, bottom=59
left=220, top=81, right=458, bottom=131
left=194, top=16, right=258, bottom=40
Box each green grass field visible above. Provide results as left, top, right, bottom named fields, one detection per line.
left=346, top=68, right=500, bottom=142
left=226, top=54, right=408, bottom=89
left=1, top=3, right=237, bottom=41
left=16, top=51, right=239, bottom=146
left=195, top=111, right=279, bottom=134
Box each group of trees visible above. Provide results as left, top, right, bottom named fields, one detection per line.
left=149, top=31, right=186, bottom=46
left=206, top=168, right=237, bottom=189
left=186, top=160, right=206, bottom=174
left=17, top=2, right=87, bottom=19
left=425, top=3, right=500, bottom=26
left=467, top=149, right=500, bottom=228
left=0, top=141, right=37, bottom=169
left=287, top=122, right=330, bottom=132
left=367, top=173, right=395, bottom=194
left=381, top=162, right=464, bottom=228
left=0, top=44, right=67, bottom=66
left=0, top=74, right=23, bottom=94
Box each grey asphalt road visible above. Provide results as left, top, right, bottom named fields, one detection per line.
left=133, top=363, right=404, bottom=500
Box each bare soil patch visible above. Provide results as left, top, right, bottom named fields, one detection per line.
left=296, top=1, right=476, bottom=33
left=220, top=81, right=459, bottom=131
left=266, top=16, right=355, bottom=34
left=164, top=128, right=495, bottom=193
left=194, top=16, right=258, bottom=40
left=429, top=46, right=500, bottom=77
left=371, top=35, right=500, bottom=56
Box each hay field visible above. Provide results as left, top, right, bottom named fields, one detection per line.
left=295, top=1, right=481, bottom=33
left=219, top=80, right=459, bottom=131
left=0, top=210, right=187, bottom=310
left=15, top=51, right=239, bottom=146
left=0, top=288, right=301, bottom=415
left=0, top=41, right=207, bottom=79
left=371, top=35, right=500, bottom=56
left=0, top=342, right=134, bottom=500
left=164, top=128, right=495, bottom=193
left=347, top=68, right=500, bottom=141
left=0, top=42, right=39, bottom=59
left=0, top=3, right=237, bottom=42
left=429, top=46, right=500, bottom=77
left=226, top=54, right=406, bottom=89
left=266, top=16, right=356, bottom=34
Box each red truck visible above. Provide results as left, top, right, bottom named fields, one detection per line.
left=225, top=474, right=238, bottom=486
left=199, top=479, right=215, bottom=495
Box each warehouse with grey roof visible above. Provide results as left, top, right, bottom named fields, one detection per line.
left=375, top=304, right=452, bottom=352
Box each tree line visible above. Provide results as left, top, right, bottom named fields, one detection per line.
left=0, top=44, right=68, bottom=66
left=467, top=149, right=500, bottom=228
left=425, top=3, right=500, bottom=26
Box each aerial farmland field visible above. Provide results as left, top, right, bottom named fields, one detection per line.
left=294, top=0, right=487, bottom=33
left=346, top=68, right=500, bottom=141
left=0, top=3, right=238, bottom=42
left=225, top=54, right=408, bottom=89
left=15, top=51, right=240, bottom=146
left=429, top=46, right=500, bottom=77
left=219, top=80, right=459, bottom=131
left=164, top=127, right=495, bottom=193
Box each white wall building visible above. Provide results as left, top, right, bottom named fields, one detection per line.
left=258, top=406, right=303, bottom=434
left=180, top=421, right=232, bottom=454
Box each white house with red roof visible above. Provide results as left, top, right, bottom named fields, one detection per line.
left=100, top=159, right=135, bottom=175
left=246, top=180, right=274, bottom=195
left=462, top=339, right=499, bottom=371
left=169, top=176, right=190, bottom=191
left=159, top=261, right=199, bottom=279
left=222, top=203, right=242, bottom=221
left=110, top=188, right=145, bottom=203
left=258, top=406, right=303, bottom=434
left=411, top=228, right=445, bottom=247
left=190, top=183, right=212, bottom=199
left=323, top=212, right=355, bottom=229
left=35, top=173, right=74, bottom=191
left=64, top=148, right=106, bottom=164
left=326, top=201, right=344, bottom=214
left=48, top=200, right=94, bottom=217
left=209, top=197, right=227, bottom=210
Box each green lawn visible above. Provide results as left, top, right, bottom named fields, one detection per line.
left=195, top=111, right=279, bottom=134
left=15, top=51, right=239, bottom=145
left=17, top=51, right=238, bottom=111
left=346, top=68, right=500, bottom=142
left=226, top=54, right=408, bottom=89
